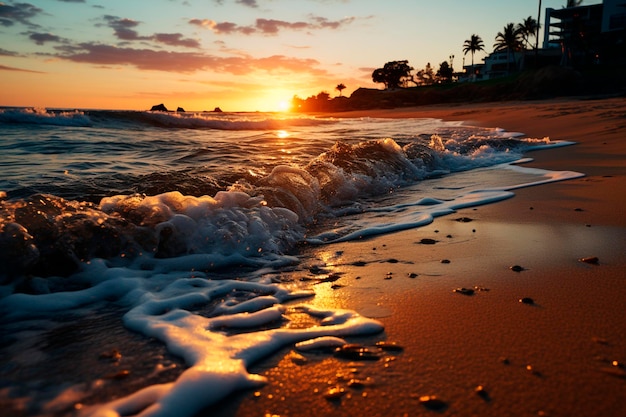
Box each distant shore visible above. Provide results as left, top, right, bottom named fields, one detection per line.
left=215, top=96, right=626, bottom=416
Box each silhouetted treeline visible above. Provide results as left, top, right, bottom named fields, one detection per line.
left=292, top=66, right=626, bottom=113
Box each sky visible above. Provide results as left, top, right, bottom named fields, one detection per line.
left=0, top=0, right=601, bottom=112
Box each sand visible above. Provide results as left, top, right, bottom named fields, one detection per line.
left=212, top=97, right=626, bottom=417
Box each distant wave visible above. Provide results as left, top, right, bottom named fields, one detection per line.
left=0, top=107, right=333, bottom=130
left=0, top=107, right=92, bottom=127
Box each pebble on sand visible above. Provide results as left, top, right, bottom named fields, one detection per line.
left=519, top=297, right=535, bottom=305
left=579, top=256, right=599, bottom=264
left=453, top=287, right=475, bottom=296
left=418, top=238, right=438, bottom=245
left=510, top=265, right=525, bottom=272
left=419, top=395, right=448, bottom=411
left=324, top=387, right=346, bottom=400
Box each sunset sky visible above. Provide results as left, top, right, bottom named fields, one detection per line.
left=0, top=0, right=600, bottom=112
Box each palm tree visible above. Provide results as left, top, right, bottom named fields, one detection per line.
left=335, top=83, right=346, bottom=97
left=517, top=16, right=540, bottom=50
left=493, top=23, right=523, bottom=73
left=463, top=34, right=485, bottom=76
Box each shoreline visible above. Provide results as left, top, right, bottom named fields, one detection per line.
left=216, top=97, right=626, bottom=416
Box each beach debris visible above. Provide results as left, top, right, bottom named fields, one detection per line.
left=324, top=386, right=346, bottom=400
left=510, top=265, right=525, bottom=272
left=455, top=217, right=473, bottom=222
left=475, top=385, right=490, bottom=401
left=375, top=341, right=404, bottom=352
left=419, top=395, right=448, bottom=411
left=526, top=364, right=543, bottom=377
left=600, top=363, right=626, bottom=379
left=453, top=287, right=475, bottom=296
left=579, top=256, right=599, bottom=264
left=408, top=272, right=418, bottom=278
left=519, top=297, right=535, bottom=305
left=441, top=259, right=451, bottom=264
left=334, top=344, right=381, bottom=361
left=418, top=238, right=437, bottom=245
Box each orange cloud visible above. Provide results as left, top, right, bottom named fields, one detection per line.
left=189, top=15, right=357, bottom=36
left=52, top=43, right=327, bottom=76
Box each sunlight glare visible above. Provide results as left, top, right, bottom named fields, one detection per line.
left=278, top=100, right=291, bottom=112
left=276, top=130, right=290, bottom=139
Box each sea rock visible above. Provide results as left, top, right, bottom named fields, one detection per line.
left=150, top=103, right=168, bottom=112
left=213, top=107, right=223, bottom=113
left=176, top=107, right=185, bottom=112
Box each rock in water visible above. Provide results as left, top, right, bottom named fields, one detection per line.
left=150, top=103, right=168, bottom=112
left=176, top=107, right=185, bottom=112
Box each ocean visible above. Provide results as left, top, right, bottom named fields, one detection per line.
left=0, top=107, right=582, bottom=416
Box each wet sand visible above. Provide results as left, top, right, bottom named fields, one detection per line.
left=216, top=97, right=626, bottom=416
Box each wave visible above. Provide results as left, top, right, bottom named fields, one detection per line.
left=0, top=107, right=331, bottom=130
left=0, top=134, right=577, bottom=281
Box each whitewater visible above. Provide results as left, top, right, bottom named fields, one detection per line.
left=0, top=107, right=583, bottom=416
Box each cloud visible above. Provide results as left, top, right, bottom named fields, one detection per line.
left=0, top=1, right=43, bottom=28
left=53, top=42, right=326, bottom=76
left=153, top=33, right=200, bottom=48
left=27, top=32, right=63, bottom=45
left=103, top=15, right=144, bottom=41
left=0, top=47, right=21, bottom=56
left=103, top=15, right=200, bottom=48
left=212, top=0, right=258, bottom=7
left=236, top=0, right=258, bottom=7
left=0, top=64, right=45, bottom=73
left=189, top=15, right=357, bottom=35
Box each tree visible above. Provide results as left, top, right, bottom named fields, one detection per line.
left=517, top=16, right=540, bottom=50
left=436, top=61, right=454, bottom=83
left=372, top=60, right=414, bottom=89
left=335, top=83, right=346, bottom=97
left=494, top=23, right=523, bottom=73
left=415, top=62, right=435, bottom=86
left=463, top=34, right=485, bottom=74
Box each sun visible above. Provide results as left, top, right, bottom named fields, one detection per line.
left=277, top=100, right=291, bottom=112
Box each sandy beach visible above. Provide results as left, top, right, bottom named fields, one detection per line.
left=213, top=97, right=626, bottom=417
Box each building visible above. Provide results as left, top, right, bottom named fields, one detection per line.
left=462, top=0, right=626, bottom=81
left=543, top=0, right=626, bottom=65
